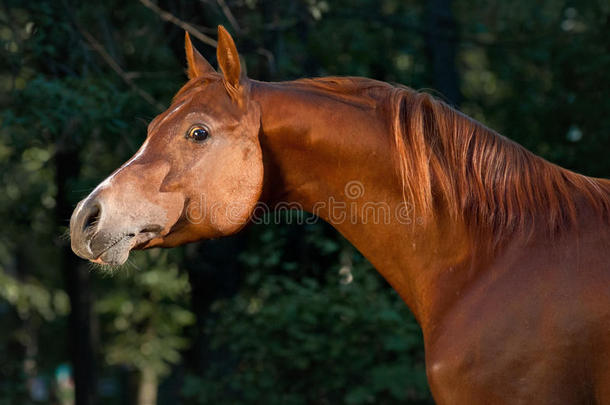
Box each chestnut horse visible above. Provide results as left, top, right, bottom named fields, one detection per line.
left=70, top=26, right=610, bottom=404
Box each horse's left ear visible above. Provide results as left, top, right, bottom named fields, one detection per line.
left=216, top=25, right=244, bottom=98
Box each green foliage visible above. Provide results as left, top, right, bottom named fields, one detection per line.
left=182, top=224, right=430, bottom=404
left=96, top=252, right=195, bottom=378
left=456, top=0, right=610, bottom=176
left=0, top=268, right=69, bottom=321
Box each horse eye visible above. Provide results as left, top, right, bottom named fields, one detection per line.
left=186, top=126, right=209, bottom=142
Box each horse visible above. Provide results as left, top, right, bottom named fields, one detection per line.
left=70, top=26, right=610, bottom=404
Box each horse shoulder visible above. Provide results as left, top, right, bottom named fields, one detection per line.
left=424, top=224, right=610, bottom=404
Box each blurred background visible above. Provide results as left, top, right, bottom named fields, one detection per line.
left=0, top=0, right=608, bottom=404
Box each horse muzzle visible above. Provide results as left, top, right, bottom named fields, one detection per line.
left=70, top=195, right=163, bottom=266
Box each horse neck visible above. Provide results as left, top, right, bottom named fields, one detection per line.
left=251, top=80, right=477, bottom=329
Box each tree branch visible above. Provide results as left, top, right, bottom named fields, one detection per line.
left=78, top=28, right=165, bottom=112
left=216, top=0, right=241, bottom=33
left=139, top=0, right=218, bottom=47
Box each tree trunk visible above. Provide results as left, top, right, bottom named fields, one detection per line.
left=426, top=0, right=461, bottom=106
left=55, top=122, right=97, bottom=405
left=183, top=235, right=245, bottom=374
left=137, top=368, right=158, bottom=405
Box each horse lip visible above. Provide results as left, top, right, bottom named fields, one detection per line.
left=132, top=230, right=161, bottom=249
left=90, top=234, right=132, bottom=265
left=90, top=229, right=160, bottom=265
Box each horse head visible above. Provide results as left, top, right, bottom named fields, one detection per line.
left=70, top=26, right=263, bottom=265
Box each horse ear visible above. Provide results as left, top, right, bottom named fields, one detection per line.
left=216, top=25, right=242, bottom=89
left=185, top=32, right=215, bottom=79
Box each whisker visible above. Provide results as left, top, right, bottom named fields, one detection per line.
left=135, top=116, right=154, bottom=126
left=72, top=187, right=96, bottom=194
left=126, top=257, right=143, bottom=272
left=59, top=229, right=71, bottom=241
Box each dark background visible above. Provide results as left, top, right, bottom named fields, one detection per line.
left=1, top=0, right=608, bottom=404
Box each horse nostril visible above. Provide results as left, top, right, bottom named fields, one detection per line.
left=83, top=204, right=101, bottom=232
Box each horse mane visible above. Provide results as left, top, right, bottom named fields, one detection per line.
left=294, top=77, right=610, bottom=239
left=390, top=86, right=610, bottom=237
